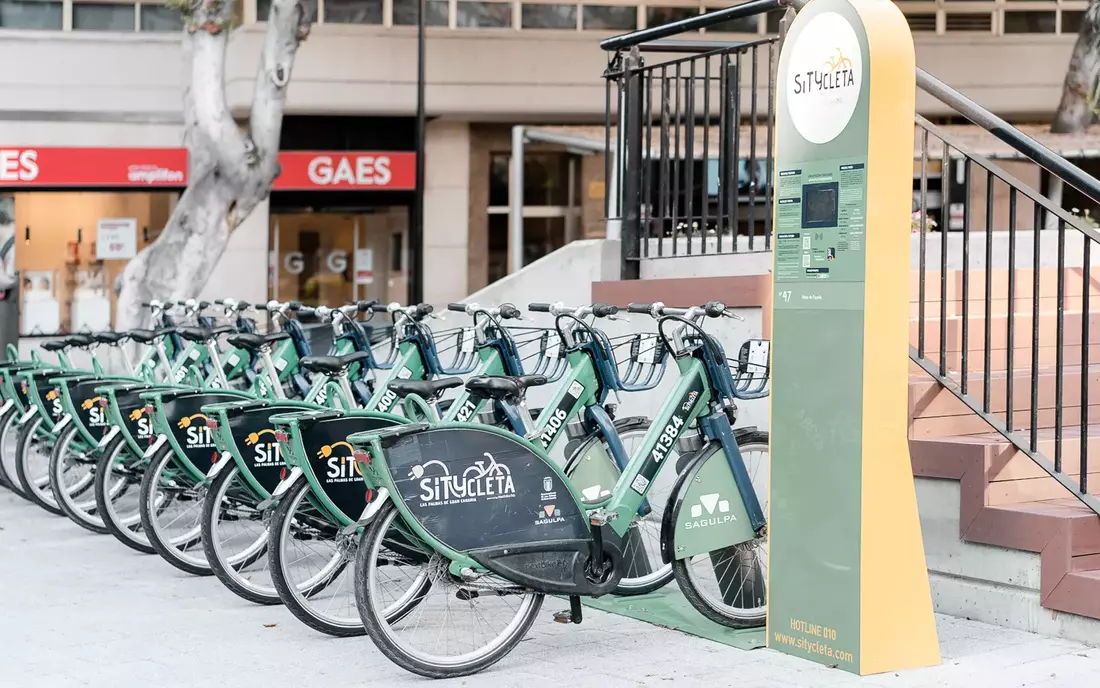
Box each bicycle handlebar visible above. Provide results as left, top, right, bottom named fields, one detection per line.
left=628, top=301, right=744, bottom=321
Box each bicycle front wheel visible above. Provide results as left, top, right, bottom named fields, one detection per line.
left=671, top=431, right=769, bottom=628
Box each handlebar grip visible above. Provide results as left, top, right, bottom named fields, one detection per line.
left=499, top=303, right=522, bottom=320
left=415, top=303, right=434, bottom=317
left=296, top=306, right=317, bottom=317
left=238, top=301, right=251, bottom=311
left=370, top=303, right=390, bottom=313
left=214, top=299, right=225, bottom=305
left=627, top=303, right=652, bottom=314
left=592, top=302, right=619, bottom=318
left=141, top=302, right=152, bottom=308
left=447, top=303, right=468, bottom=313
left=704, top=301, right=727, bottom=318
left=288, top=301, right=303, bottom=311
left=176, top=300, right=188, bottom=306
left=528, top=303, right=551, bottom=313
left=357, top=299, right=379, bottom=312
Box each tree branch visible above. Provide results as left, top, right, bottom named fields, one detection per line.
left=186, top=1, right=250, bottom=176
left=1052, top=1, right=1100, bottom=133
left=238, top=0, right=309, bottom=220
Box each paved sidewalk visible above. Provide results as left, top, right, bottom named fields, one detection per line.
left=1, top=489, right=1098, bottom=688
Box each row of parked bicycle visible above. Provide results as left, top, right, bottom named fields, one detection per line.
left=0, top=295, right=771, bottom=679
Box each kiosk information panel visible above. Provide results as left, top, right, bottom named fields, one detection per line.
left=768, top=0, right=940, bottom=675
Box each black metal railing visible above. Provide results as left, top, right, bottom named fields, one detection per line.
left=911, top=82, right=1100, bottom=516
left=603, top=1, right=782, bottom=279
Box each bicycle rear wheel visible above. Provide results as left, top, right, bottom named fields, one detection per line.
left=355, top=502, right=542, bottom=679
left=201, top=463, right=278, bottom=605
left=15, top=415, right=63, bottom=515
left=268, top=478, right=365, bottom=636
left=139, top=444, right=211, bottom=575
left=49, top=425, right=107, bottom=533
left=0, top=407, right=25, bottom=496
left=671, top=431, right=769, bottom=628
left=95, top=436, right=155, bottom=554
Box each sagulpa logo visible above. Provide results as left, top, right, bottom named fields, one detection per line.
left=412, top=452, right=516, bottom=507
left=245, top=428, right=284, bottom=468
left=177, top=413, right=216, bottom=449
left=685, top=493, right=737, bottom=529
left=318, top=441, right=359, bottom=482
left=535, top=503, right=565, bottom=526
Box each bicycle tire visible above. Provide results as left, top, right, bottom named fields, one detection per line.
left=0, top=406, right=24, bottom=496
left=201, top=463, right=280, bottom=605
left=139, top=444, right=213, bottom=576
left=49, top=424, right=107, bottom=534
left=15, top=415, right=63, bottom=515
left=94, top=436, right=155, bottom=554
left=355, top=501, right=543, bottom=679
left=268, top=478, right=363, bottom=637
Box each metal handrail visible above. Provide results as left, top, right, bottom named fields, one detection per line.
left=600, top=0, right=782, bottom=51
left=918, top=70, right=1100, bottom=209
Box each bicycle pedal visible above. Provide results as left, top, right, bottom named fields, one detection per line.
left=553, top=596, right=584, bottom=624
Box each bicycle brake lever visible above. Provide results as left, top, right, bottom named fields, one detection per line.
left=607, top=315, right=630, bottom=323
left=723, top=311, right=746, bottom=321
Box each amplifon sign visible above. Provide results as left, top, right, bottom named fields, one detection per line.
left=0, top=148, right=187, bottom=187
left=0, top=147, right=416, bottom=190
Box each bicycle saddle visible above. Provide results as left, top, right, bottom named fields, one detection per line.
left=465, top=374, right=549, bottom=400
left=299, top=350, right=373, bottom=375
left=176, top=325, right=235, bottom=343
left=225, top=332, right=290, bottom=352
left=91, top=332, right=128, bottom=345
left=387, top=377, right=463, bottom=400
left=41, top=334, right=94, bottom=351
left=126, top=327, right=176, bottom=344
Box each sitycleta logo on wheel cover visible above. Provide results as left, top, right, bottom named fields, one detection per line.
left=411, top=451, right=516, bottom=507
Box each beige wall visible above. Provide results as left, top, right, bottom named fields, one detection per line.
left=423, top=119, right=471, bottom=305
left=223, top=26, right=1078, bottom=121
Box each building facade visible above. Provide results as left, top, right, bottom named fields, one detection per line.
left=0, top=0, right=1091, bottom=332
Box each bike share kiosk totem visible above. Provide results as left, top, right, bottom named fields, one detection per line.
left=768, top=0, right=939, bottom=674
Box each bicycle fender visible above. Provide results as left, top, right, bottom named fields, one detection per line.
left=660, top=443, right=757, bottom=562
left=206, top=452, right=234, bottom=480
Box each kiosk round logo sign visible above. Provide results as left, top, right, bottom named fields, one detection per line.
left=786, top=12, right=862, bottom=145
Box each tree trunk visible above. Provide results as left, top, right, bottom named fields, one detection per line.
left=1052, top=2, right=1100, bottom=134
left=115, top=0, right=311, bottom=331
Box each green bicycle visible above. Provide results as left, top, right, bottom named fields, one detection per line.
left=349, top=301, right=771, bottom=678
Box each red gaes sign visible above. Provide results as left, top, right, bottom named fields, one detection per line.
left=0, top=147, right=416, bottom=190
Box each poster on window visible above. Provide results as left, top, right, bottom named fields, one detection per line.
left=96, top=218, right=138, bottom=260
left=355, top=248, right=374, bottom=285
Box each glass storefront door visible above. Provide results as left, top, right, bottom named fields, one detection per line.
left=269, top=207, right=409, bottom=308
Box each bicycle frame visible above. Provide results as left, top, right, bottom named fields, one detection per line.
left=350, top=340, right=765, bottom=584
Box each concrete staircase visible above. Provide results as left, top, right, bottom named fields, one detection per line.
left=909, top=266, right=1100, bottom=642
